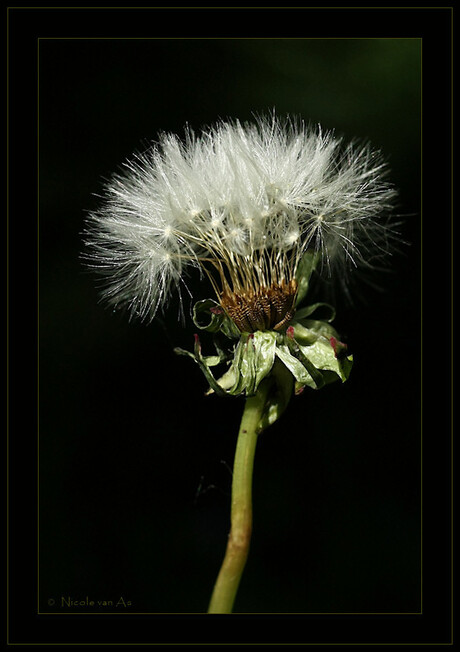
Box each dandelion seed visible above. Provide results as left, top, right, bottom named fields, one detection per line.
left=83, top=113, right=398, bottom=328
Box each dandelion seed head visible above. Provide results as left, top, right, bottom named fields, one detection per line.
left=83, top=113, right=399, bottom=325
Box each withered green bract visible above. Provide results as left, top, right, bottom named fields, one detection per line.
left=174, top=251, right=353, bottom=427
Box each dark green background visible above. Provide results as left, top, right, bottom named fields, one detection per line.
left=37, top=35, right=422, bottom=616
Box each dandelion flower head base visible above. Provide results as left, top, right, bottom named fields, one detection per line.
left=221, top=279, right=298, bottom=333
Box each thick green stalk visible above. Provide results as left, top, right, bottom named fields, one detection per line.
left=207, top=379, right=272, bottom=614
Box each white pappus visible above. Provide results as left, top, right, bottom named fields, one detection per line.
left=83, top=113, right=399, bottom=329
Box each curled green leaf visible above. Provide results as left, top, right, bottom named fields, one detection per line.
left=214, top=331, right=277, bottom=397
left=294, top=302, right=336, bottom=323
left=257, top=358, right=294, bottom=431
left=192, top=299, right=241, bottom=339
left=295, top=250, right=321, bottom=307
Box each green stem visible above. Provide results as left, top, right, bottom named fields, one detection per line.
left=207, top=378, right=272, bottom=614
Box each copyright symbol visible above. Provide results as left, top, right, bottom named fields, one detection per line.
left=47, top=598, right=55, bottom=606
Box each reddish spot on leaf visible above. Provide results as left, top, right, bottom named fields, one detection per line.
left=210, top=306, right=224, bottom=315
left=286, top=326, right=295, bottom=339
left=330, top=336, right=348, bottom=358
